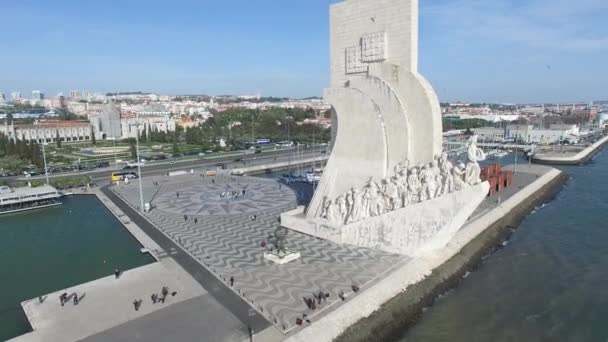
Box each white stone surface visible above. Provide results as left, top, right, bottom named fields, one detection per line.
left=283, top=182, right=489, bottom=257
left=263, top=251, right=302, bottom=264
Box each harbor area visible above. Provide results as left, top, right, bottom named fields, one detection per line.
left=532, top=134, right=608, bottom=165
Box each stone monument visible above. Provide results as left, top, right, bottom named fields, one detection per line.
left=264, top=226, right=301, bottom=264
left=281, top=0, right=489, bottom=257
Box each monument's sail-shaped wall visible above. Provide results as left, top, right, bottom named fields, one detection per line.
left=307, top=0, right=443, bottom=218
left=281, top=0, right=488, bottom=257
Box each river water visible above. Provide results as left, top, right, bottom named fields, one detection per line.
left=401, top=149, right=608, bottom=341
left=0, top=196, right=154, bottom=341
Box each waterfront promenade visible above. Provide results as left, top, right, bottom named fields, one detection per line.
left=12, top=189, right=249, bottom=342
left=532, top=134, right=608, bottom=165
left=111, top=174, right=407, bottom=333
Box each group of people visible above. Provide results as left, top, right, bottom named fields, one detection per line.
left=320, top=136, right=486, bottom=226
left=302, top=290, right=330, bottom=311
left=59, top=292, right=81, bottom=306
left=134, top=286, right=177, bottom=311
left=220, top=189, right=246, bottom=200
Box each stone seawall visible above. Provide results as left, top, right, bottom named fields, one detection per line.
left=333, top=171, right=568, bottom=342
left=533, top=134, right=608, bottom=165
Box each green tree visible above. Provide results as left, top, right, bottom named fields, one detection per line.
left=56, top=130, right=61, bottom=148
left=129, top=141, right=137, bottom=159
left=90, top=127, right=96, bottom=145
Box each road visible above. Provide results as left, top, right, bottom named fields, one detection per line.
left=3, top=146, right=328, bottom=183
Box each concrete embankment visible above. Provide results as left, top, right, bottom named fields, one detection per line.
left=533, top=134, right=608, bottom=165
left=285, top=166, right=567, bottom=342
left=233, top=156, right=328, bottom=176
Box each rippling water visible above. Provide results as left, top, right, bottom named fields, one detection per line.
left=401, top=149, right=608, bottom=342
left=0, top=196, right=154, bottom=341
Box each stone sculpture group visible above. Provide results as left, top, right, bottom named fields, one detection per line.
left=320, top=136, right=486, bottom=226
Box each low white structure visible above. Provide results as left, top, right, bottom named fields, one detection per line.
left=1, top=120, right=93, bottom=143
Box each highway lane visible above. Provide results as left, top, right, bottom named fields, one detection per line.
left=3, top=147, right=327, bottom=183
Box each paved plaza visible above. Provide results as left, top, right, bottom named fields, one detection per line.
left=112, top=174, right=408, bottom=332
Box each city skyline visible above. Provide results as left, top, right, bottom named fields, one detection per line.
left=1, top=0, right=607, bottom=103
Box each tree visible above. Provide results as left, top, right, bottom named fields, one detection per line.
left=90, top=126, right=96, bottom=145
left=129, top=141, right=137, bottom=160
left=56, top=130, right=61, bottom=148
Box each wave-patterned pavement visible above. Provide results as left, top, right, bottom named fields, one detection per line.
left=112, top=174, right=408, bottom=332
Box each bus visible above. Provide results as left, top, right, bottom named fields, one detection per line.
left=111, top=171, right=138, bottom=182
left=255, top=138, right=271, bottom=145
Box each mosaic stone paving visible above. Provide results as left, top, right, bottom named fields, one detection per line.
left=112, top=174, right=408, bottom=332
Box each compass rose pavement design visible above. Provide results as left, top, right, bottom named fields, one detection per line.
left=154, top=177, right=296, bottom=216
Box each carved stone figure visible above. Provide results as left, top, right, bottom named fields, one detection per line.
left=452, top=162, right=468, bottom=191
left=407, top=167, right=421, bottom=204
left=327, top=198, right=342, bottom=225
left=439, top=152, right=454, bottom=195
left=431, top=158, right=442, bottom=198
left=465, top=135, right=486, bottom=185
left=361, top=181, right=374, bottom=219
left=320, top=196, right=331, bottom=219
left=349, top=188, right=363, bottom=223
left=368, top=181, right=384, bottom=216
left=384, top=177, right=400, bottom=211
left=422, top=164, right=437, bottom=200
left=345, top=190, right=354, bottom=221
left=336, top=195, right=347, bottom=224
left=396, top=173, right=409, bottom=208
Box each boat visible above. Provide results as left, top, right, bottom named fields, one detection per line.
left=305, top=168, right=323, bottom=184
left=0, top=185, right=62, bottom=215
left=279, top=173, right=305, bottom=184
left=494, top=151, right=509, bottom=158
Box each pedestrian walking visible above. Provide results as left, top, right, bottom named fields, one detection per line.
left=114, top=269, right=121, bottom=279
left=162, top=286, right=169, bottom=297
left=194, top=218, right=198, bottom=224
left=60, top=293, right=67, bottom=306
left=176, top=192, right=180, bottom=198
left=151, top=293, right=157, bottom=304
left=230, top=276, right=234, bottom=287
left=73, top=294, right=79, bottom=305
left=184, top=215, right=188, bottom=221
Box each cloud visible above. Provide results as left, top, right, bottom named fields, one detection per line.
left=421, top=0, right=608, bottom=51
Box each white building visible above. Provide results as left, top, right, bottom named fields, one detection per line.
left=31, top=90, right=44, bottom=101
left=121, top=116, right=176, bottom=139
left=1, top=121, right=93, bottom=144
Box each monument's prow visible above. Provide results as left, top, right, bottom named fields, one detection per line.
left=281, top=0, right=488, bottom=258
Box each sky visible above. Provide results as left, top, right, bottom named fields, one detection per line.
left=0, top=0, right=606, bottom=103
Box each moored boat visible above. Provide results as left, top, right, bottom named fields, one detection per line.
left=0, top=185, right=62, bottom=215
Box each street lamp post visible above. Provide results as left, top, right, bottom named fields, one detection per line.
left=41, top=140, right=49, bottom=185
left=34, top=121, right=50, bottom=185
left=134, top=114, right=145, bottom=213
